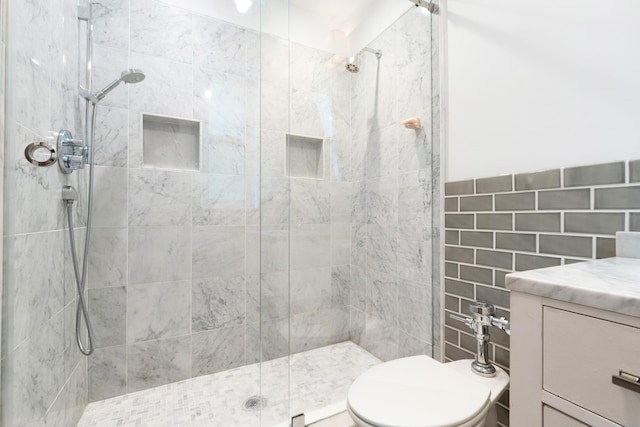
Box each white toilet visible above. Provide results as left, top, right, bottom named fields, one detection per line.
left=347, top=355, right=509, bottom=427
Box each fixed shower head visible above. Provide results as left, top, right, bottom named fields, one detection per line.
left=345, top=61, right=360, bottom=73
left=91, top=68, right=146, bottom=103
left=345, top=48, right=382, bottom=74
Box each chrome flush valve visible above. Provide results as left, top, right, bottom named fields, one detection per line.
left=450, top=301, right=510, bottom=377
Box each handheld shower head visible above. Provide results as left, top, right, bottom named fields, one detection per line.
left=90, top=68, right=146, bottom=103
left=121, top=69, right=145, bottom=84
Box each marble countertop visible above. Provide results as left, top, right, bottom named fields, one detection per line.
left=506, top=257, right=640, bottom=317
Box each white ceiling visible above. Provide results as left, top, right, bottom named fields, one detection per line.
left=162, top=0, right=412, bottom=54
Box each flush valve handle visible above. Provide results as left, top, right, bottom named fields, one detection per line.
left=448, top=301, right=511, bottom=377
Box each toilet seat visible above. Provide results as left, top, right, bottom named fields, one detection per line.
left=347, top=356, right=491, bottom=427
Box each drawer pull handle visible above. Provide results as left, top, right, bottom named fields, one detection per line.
left=612, top=370, right=640, bottom=394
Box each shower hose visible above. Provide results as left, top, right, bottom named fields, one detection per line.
left=65, top=103, right=98, bottom=356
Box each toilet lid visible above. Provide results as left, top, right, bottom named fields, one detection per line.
left=347, top=356, right=491, bottom=427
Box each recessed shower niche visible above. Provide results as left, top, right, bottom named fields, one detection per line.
left=286, top=134, right=324, bottom=179
left=142, top=113, right=200, bottom=170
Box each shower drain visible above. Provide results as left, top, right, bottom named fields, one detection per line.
left=243, top=396, right=267, bottom=411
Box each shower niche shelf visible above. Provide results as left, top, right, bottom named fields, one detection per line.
left=286, top=134, right=324, bottom=179
left=142, top=113, right=200, bottom=170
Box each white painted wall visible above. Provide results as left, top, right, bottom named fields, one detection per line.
left=446, top=0, right=640, bottom=181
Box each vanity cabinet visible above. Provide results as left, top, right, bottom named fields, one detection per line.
left=506, top=258, right=640, bottom=427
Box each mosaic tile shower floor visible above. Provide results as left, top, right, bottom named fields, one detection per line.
left=77, top=341, right=380, bottom=427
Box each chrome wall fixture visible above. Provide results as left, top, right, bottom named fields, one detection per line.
left=407, top=0, right=439, bottom=14
left=57, top=129, right=87, bottom=173
left=345, top=47, right=383, bottom=73
left=450, top=301, right=511, bottom=377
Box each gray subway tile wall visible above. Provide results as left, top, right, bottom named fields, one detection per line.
left=444, top=159, right=640, bottom=425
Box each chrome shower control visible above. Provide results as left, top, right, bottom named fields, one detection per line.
left=57, top=129, right=87, bottom=174
left=448, top=301, right=511, bottom=377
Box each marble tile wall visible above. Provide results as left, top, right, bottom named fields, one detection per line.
left=87, top=0, right=353, bottom=401
left=348, top=8, right=440, bottom=362
left=443, top=159, right=640, bottom=426
left=2, top=0, right=88, bottom=426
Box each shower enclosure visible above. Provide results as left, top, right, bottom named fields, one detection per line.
left=0, top=0, right=441, bottom=425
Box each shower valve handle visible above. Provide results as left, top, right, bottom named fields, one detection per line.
left=57, top=129, right=87, bottom=174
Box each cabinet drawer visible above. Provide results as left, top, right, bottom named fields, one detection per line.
left=543, top=406, right=589, bottom=427
left=543, top=307, right=640, bottom=426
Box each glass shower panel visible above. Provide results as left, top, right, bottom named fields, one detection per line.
left=258, top=0, right=292, bottom=426
left=285, top=2, right=440, bottom=423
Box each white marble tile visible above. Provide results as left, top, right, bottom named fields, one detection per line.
left=349, top=265, right=367, bottom=311
left=12, top=0, right=54, bottom=136
left=193, top=15, right=247, bottom=76
left=88, top=346, right=126, bottom=401
left=194, top=66, right=246, bottom=140
left=290, top=309, right=350, bottom=354
left=5, top=125, right=66, bottom=234
left=93, top=105, right=129, bottom=167
left=260, top=34, right=289, bottom=83
left=398, top=279, right=433, bottom=342
left=246, top=225, right=289, bottom=275
left=327, top=139, right=352, bottom=182
left=290, top=88, right=335, bottom=139
left=130, top=0, right=193, bottom=64
left=3, top=230, right=66, bottom=352
left=247, top=271, right=289, bottom=322
left=366, top=270, right=398, bottom=322
left=290, top=43, right=333, bottom=93
left=396, top=236, right=432, bottom=283
left=129, top=52, right=193, bottom=119
left=127, top=281, right=191, bottom=344
left=43, top=359, right=88, bottom=427
left=259, top=77, right=289, bottom=133
left=365, top=125, right=398, bottom=179
left=89, top=286, right=126, bottom=348
left=246, top=176, right=290, bottom=226
left=398, top=331, right=433, bottom=359
left=126, top=335, right=191, bottom=393
left=91, top=45, right=129, bottom=109
left=192, top=225, right=245, bottom=280
left=256, top=128, right=287, bottom=178
left=350, top=222, right=368, bottom=268
left=200, top=133, right=245, bottom=176
left=142, top=115, right=200, bottom=170
left=92, top=166, right=128, bottom=228
left=362, top=314, right=398, bottom=362
left=192, top=326, right=246, bottom=376
left=366, top=232, right=397, bottom=276
left=366, top=176, right=398, bottom=226
left=3, top=309, right=66, bottom=426
left=291, top=267, right=333, bottom=315
left=80, top=342, right=380, bottom=427
left=291, top=224, right=332, bottom=270
left=192, top=173, right=245, bottom=226
left=331, top=223, right=352, bottom=266
left=398, top=169, right=433, bottom=223
left=192, top=275, right=245, bottom=331
left=398, top=125, right=432, bottom=173
left=291, top=179, right=331, bottom=224
left=128, top=168, right=192, bottom=226
left=91, top=0, right=129, bottom=50
left=88, top=227, right=127, bottom=289
left=128, top=226, right=191, bottom=285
